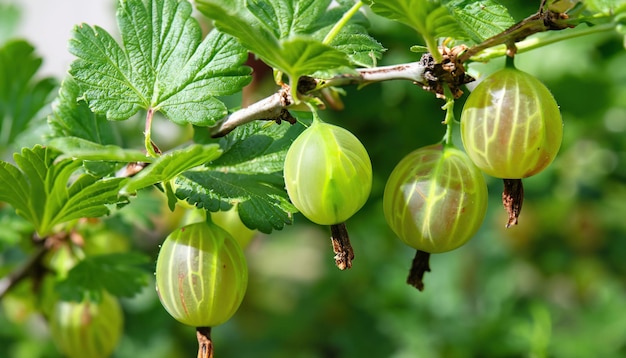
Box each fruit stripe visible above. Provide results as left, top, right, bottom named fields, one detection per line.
left=461, top=68, right=562, bottom=178
left=383, top=145, right=488, bottom=253
left=156, top=222, right=248, bottom=327
left=284, top=120, right=372, bottom=225
left=50, top=292, right=123, bottom=358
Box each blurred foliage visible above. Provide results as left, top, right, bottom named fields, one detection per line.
left=1, top=1, right=626, bottom=358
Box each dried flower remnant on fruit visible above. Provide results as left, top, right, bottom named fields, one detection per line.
left=407, top=250, right=431, bottom=291
left=330, top=223, right=354, bottom=270
left=503, top=178, right=524, bottom=228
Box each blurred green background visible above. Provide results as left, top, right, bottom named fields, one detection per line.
left=1, top=1, right=626, bottom=357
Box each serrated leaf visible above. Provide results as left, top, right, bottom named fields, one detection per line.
left=123, top=144, right=222, bottom=193
left=0, top=40, right=57, bottom=152
left=196, top=0, right=383, bottom=89
left=209, top=121, right=305, bottom=174
left=48, top=137, right=149, bottom=163
left=446, top=0, right=516, bottom=43
left=176, top=171, right=296, bottom=233
left=55, top=253, right=151, bottom=302
left=326, top=25, right=385, bottom=67
left=368, top=0, right=466, bottom=42
left=0, top=146, right=127, bottom=236
left=68, top=0, right=251, bottom=126
left=48, top=77, right=118, bottom=145
left=177, top=121, right=305, bottom=233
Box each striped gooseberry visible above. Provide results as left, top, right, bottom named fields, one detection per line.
left=155, top=221, right=248, bottom=327
left=460, top=66, right=563, bottom=178
left=383, top=144, right=488, bottom=253
left=284, top=117, right=372, bottom=225
left=49, top=291, right=123, bottom=358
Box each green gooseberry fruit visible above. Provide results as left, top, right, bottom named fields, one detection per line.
left=49, top=291, right=123, bottom=358
left=461, top=67, right=563, bottom=178
left=155, top=221, right=248, bottom=327
left=383, top=144, right=488, bottom=253
left=284, top=119, right=372, bottom=225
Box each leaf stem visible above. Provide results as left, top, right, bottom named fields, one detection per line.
left=144, top=108, right=160, bottom=158
left=425, top=35, right=443, bottom=63
left=441, top=87, right=455, bottom=147
left=323, top=1, right=363, bottom=45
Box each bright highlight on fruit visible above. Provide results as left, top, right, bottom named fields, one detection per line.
left=284, top=117, right=372, bottom=225
left=460, top=67, right=563, bottom=179
left=383, top=144, right=488, bottom=253
left=155, top=221, right=248, bottom=327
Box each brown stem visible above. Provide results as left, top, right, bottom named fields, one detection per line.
left=196, top=327, right=214, bottom=358
left=502, top=179, right=524, bottom=228
left=0, top=242, right=48, bottom=299
left=406, top=250, right=431, bottom=291
left=330, top=223, right=354, bottom=270
left=459, top=8, right=573, bottom=63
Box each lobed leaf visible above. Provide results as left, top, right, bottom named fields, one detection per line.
left=176, top=170, right=296, bottom=234
left=176, top=121, right=306, bottom=233
left=55, top=253, right=151, bottom=302
left=48, top=77, right=118, bottom=145
left=0, top=146, right=127, bottom=236
left=196, top=0, right=383, bottom=89
left=68, top=0, right=251, bottom=126
left=368, top=0, right=465, bottom=40
left=0, top=40, right=57, bottom=153
left=123, top=144, right=222, bottom=193
left=446, top=0, right=516, bottom=43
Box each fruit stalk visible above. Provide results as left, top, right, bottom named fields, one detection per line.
left=196, top=326, right=214, bottom=358
left=406, top=250, right=431, bottom=291
left=330, top=223, right=354, bottom=270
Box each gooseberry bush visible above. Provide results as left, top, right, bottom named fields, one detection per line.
left=1, top=0, right=625, bottom=356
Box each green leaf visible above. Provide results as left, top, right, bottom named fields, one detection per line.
left=196, top=0, right=382, bottom=88
left=176, top=121, right=305, bottom=233
left=0, top=3, right=20, bottom=44
left=368, top=0, right=466, bottom=41
left=123, top=144, right=222, bottom=193
left=68, top=0, right=251, bottom=126
left=0, top=146, right=127, bottom=236
left=48, top=137, right=149, bottom=163
left=0, top=40, right=57, bottom=152
left=446, top=0, right=516, bottom=43
left=48, top=77, right=118, bottom=145
left=326, top=24, right=386, bottom=68
left=177, top=171, right=296, bottom=234
left=55, top=253, right=151, bottom=302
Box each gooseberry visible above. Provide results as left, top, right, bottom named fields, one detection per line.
left=155, top=221, right=248, bottom=327
left=383, top=144, right=488, bottom=253
left=284, top=118, right=372, bottom=225
left=49, top=291, right=123, bottom=358
left=460, top=67, right=562, bottom=178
